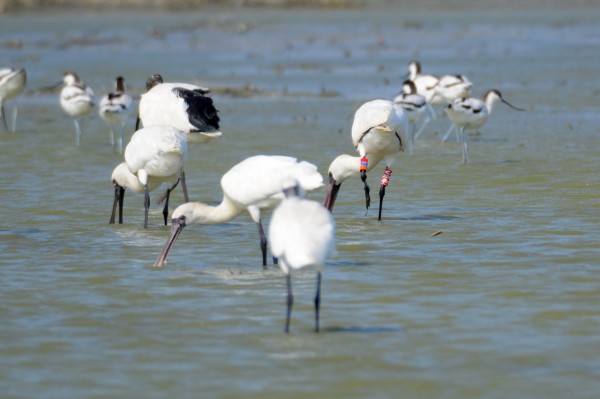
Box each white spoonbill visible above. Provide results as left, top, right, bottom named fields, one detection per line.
left=124, top=126, right=189, bottom=228
left=137, top=73, right=219, bottom=144
left=153, top=155, right=324, bottom=269
left=0, top=67, right=26, bottom=132
left=269, top=183, right=335, bottom=333
left=444, top=89, right=525, bottom=163
left=99, top=76, right=133, bottom=154
left=59, top=71, right=95, bottom=146
left=109, top=162, right=182, bottom=226
left=323, top=99, right=410, bottom=221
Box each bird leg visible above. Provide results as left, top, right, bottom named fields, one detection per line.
left=459, top=127, right=469, bottom=164
left=10, top=102, right=18, bottom=133
left=442, top=124, right=458, bottom=142
left=162, top=187, right=172, bottom=226
left=143, top=185, right=150, bottom=228
left=256, top=220, right=268, bottom=270
left=285, top=273, right=294, bottom=333
left=108, top=127, right=115, bottom=148
left=378, top=167, right=392, bottom=221
left=0, top=103, right=7, bottom=131
left=109, top=183, right=125, bottom=224
left=314, top=271, right=322, bottom=333
left=360, top=157, right=370, bottom=210
left=73, top=119, right=82, bottom=147
left=180, top=170, right=190, bottom=202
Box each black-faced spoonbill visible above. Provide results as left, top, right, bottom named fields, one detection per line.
left=109, top=162, right=182, bottom=226
left=269, top=183, right=336, bottom=333
left=323, top=99, right=410, bottom=221
left=0, top=67, right=26, bottom=132
left=59, top=71, right=95, bottom=146
left=444, top=89, right=525, bottom=163
left=99, top=76, right=133, bottom=154
left=153, top=155, right=324, bottom=269
left=123, top=126, right=188, bottom=228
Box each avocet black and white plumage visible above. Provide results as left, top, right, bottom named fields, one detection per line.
left=153, top=155, right=324, bottom=269
left=123, top=125, right=189, bottom=228
left=137, top=73, right=220, bottom=144
left=269, top=183, right=336, bottom=333
left=323, top=99, right=410, bottom=221
left=99, top=76, right=133, bottom=154
left=444, top=89, right=525, bottom=163
left=394, top=80, right=435, bottom=148
left=109, top=162, right=183, bottom=226
left=0, top=67, right=26, bottom=132
left=59, top=71, right=95, bottom=146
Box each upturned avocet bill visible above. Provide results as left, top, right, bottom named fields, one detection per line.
left=99, top=76, right=133, bottom=154
left=137, top=73, right=220, bottom=144
left=444, top=89, right=525, bottom=163
left=123, top=126, right=189, bottom=228
left=323, top=99, right=410, bottom=221
left=59, top=71, right=95, bottom=146
left=0, top=67, right=26, bottom=133
left=153, top=155, right=325, bottom=269
left=269, top=183, right=335, bottom=333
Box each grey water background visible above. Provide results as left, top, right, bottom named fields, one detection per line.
left=1, top=3, right=600, bottom=398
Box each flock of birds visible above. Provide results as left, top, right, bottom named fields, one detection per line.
left=0, top=61, right=524, bottom=333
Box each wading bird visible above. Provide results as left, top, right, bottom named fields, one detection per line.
left=0, top=67, right=26, bottom=132
left=269, top=183, right=335, bottom=333
left=153, top=155, right=324, bottom=269
left=123, top=125, right=188, bottom=228
left=394, top=80, right=434, bottom=150
left=99, top=76, right=133, bottom=154
left=444, top=89, right=525, bottom=163
left=59, top=71, right=95, bottom=146
left=109, top=162, right=182, bottom=226
left=323, top=99, right=410, bottom=221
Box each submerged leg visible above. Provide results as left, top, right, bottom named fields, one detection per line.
left=314, top=271, right=322, bottom=333
left=257, top=220, right=268, bottom=270
left=378, top=167, right=392, bottom=221
left=285, top=273, right=294, bottom=333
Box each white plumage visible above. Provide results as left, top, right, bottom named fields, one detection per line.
left=324, top=99, right=410, bottom=221
left=99, top=76, right=133, bottom=154
left=124, top=126, right=188, bottom=228
left=0, top=67, right=26, bottom=132
left=153, top=155, right=324, bottom=268
left=269, top=191, right=335, bottom=333
left=59, top=71, right=95, bottom=146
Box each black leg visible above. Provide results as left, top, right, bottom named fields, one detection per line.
left=285, top=273, right=293, bottom=333
left=181, top=170, right=189, bottom=202
left=135, top=114, right=141, bottom=131
left=1, top=104, right=8, bottom=131
left=257, top=220, right=268, bottom=269
left=315, top=271, right=322, bottom=333
left=360, top=170, right=371, bottom=210
left=143, top=185, right=150, bottom=228
left=162, top=187, right=172, bottom=225
left=378, top=167, right=392, bottom=221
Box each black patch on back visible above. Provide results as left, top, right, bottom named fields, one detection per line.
left=173, top=88, right=220, bottom=131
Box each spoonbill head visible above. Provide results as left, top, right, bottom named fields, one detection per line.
left=0, top=67, right=26, bottom=132
left=153, top=155, right=324, bottom=268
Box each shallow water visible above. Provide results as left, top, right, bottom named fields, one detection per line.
left=1, top=4, right=600, bottom=399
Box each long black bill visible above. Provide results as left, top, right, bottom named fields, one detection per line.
left=360, top=170, right=371, bottom=210
left=322, top=174, right=341, bottom=212
left=109, top=184, right=125, bottom=224
left=153, top=216, right=186, bottom=267
left=502, top=98, right=526, bottom=111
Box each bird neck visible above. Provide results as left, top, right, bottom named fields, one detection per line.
left=187, top=196, right=242, bottom=225
left=329, top=153, right=383, bottom=184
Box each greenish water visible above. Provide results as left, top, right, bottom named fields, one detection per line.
left=1, top=5, right=600, bottom=399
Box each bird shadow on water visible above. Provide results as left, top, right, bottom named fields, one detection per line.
left=323, top=325, right=402, bottom=334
